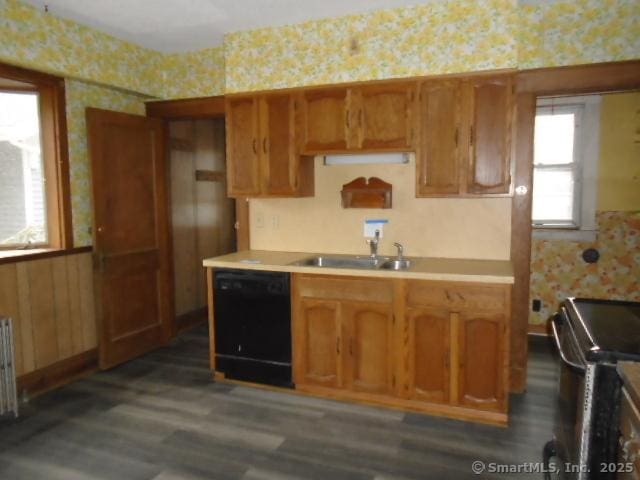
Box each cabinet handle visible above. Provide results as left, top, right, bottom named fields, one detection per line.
left=252, top=139, right=257, bottom=154
left=454, top=128, right=459, bottom=147
left=349, top=338, right=354, bottom=356
left=336, top=337, right=340, bottom=354
left=263, top=138, right=267, bottom=154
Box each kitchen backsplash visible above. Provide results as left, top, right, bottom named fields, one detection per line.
left=249, top=157, right=512, bottom=260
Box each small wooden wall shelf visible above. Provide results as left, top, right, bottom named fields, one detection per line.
left=341, top=177, right=392, bottom=209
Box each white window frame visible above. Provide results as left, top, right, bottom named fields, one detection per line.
left=532, top=95, right=600, bottom=242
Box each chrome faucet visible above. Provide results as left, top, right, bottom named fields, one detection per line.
left=367, top=229, right=380, bottom=259
left=393, top=242, right=404, bottom=261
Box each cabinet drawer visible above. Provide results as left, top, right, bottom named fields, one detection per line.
left=619, top=388, right=640, bottom=479
left=407, top=281, right=507, bottom=312
left=295, top=274, right=393, bottom=304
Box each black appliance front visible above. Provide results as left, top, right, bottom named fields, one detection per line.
left=214, top=268, right=292, bottom=388
left=545, top=298, right=640, bottom=479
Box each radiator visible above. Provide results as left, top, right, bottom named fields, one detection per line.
left=0, top=317, right=18, bottom=418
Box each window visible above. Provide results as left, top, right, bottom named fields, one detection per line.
left=0, top=91, right=47, bottom=246
left=0, top=63, right=71, bottom=253
left=532, top=95, right=600, bottom=240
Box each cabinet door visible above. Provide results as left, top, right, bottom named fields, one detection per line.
left=357, top=84, right=416, bottom=150
left=260, top=94, right=297, bottom=196
left=293, top=298, right=342, bottom=388
left=465, top=76, right=513, bottom=195
left=226, top=96, right=260, bottom=196
left=406, top=307, right=450, bottom=403
left=300, top=88, right=349, bottom=152
left=343, top=301, right=394, bottom=396
left=457, top=311, right=506, bottom=411
left=416, top=80, right=461, bottom=196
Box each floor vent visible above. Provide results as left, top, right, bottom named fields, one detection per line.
left=0, top=317, right=18, bottom=418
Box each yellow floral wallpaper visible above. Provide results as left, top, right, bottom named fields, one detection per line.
left=518, top=0, right=640, bottom=69
left=160, top=46, right=225, bottom=99
left=224, top=0, right=519, bottom=93
left=65, top=80, right=148, bottom=246
left=529, top=212, right=640, bottom=326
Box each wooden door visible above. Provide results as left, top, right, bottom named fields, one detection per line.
left=357, top=84, right=416, bottom=150
left=260, top=94, right=297, bottom=196
left=343, top=301, right=394, bottom=396
left=226, top=96, right=260, bottom=196
left=465, top=76, right=513, bottom=195
left=457, top=311, right=506, bottom=411
left=293, top=298, right=342, bottom=388
left=300, top=88, right=349, bottom=152
left=86, top=108, right=172, bottom=369
left=406, top=307, right=450, bottom=403
left=416, top=80, right=462, bottom=196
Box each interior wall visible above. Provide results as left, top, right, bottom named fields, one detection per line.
left=528, top=91, right=640, bottom=327
left=169, top=119, right=235, bottom=317
left=0, top=251, right=96, bottom=377
left=250, top=156, right=512, bottom=260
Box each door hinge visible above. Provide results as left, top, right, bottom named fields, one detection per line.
left=469, top=126, right=474, bottom=147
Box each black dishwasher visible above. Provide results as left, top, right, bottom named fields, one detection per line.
left=214, top=268, right=292, bottom=388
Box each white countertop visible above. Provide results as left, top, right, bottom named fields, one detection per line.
left=203, top=250, right=514, bottom=284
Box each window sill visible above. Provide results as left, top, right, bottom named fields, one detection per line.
left=532, top=228, right=597, bottom=242
left=0, top=246, right=92, bottom=265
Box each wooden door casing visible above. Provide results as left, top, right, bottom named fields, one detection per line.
left=406, top=306, right=450, bottom=403
left=226, top=96, right=260, bottom=196
left=293, top=298, right=342, bottom=388
left=416, top=80, right=462, bottom=196
left=356, top=84, right=416, bottom=150
left=465, top=75, right=513, bottom=195
left=300, top=88, right=349, bottom=152
left=343, top=301, right=394, bottom=396
left=86, top=108, right=172, bottom=370
left=457, top=311, right=506, bottom=411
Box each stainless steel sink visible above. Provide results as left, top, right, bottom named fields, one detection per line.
left=292, top=255, right=411, bottom=271
left=380, top=259, right=411, bottom=271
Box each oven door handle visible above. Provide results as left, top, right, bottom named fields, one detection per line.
left=551, top=314, right=586, bottom=374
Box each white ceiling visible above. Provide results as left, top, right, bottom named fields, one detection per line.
left=20, top=0, right=436, bottom=53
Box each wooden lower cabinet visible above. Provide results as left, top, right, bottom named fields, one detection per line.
left=457, top=311, right=507, bottom=411
left=406, top=306, right=450, bottom=404
left=343, top=301, right=394, bottom=396
left=292, top=274, right=511, bottom=425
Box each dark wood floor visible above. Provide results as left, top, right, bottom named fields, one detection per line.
left=0, top=326, right=558, bottom=479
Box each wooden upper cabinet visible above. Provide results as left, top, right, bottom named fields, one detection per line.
left=259, top=94, right=297, bottom=196
left=293, top=298, right=342, bottom=389
left=343, top=301, right=394, bottom=396
left=406, top=306, right=450, bottom=403
left=416, top=80, right=462, bottom=196
left=465, top=75, right=513, bottom=195
left=300, top=88, right=349, bottom=152
left=225, top=96, right=260, bottom=196
left=457, top=311, right=506, bottom=411
left=356, top=83, right=416, bottom=150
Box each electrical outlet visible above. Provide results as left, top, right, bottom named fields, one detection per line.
left=256, top=213, right=265, bottom=229
left=532, top=299, right=541, bottom=312
left=271, top=215, right=279, bottom=229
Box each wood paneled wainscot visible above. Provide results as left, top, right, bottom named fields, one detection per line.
left=292, top=274, right=510, bottom=425
left=0, top=250, right=97, bottom=395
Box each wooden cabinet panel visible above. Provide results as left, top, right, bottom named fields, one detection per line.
left=465, top=76, right=513, bottom=195
left=260, top=94, right=296, bottom=196
left=357, top=84, right=415, bottom=150
left=294, top=298, right=342, bottom=388
left=343, top=301, right=394, bottom=396
left=407, top=281, right=507, bottom=312
left=300, top=89, right=349, bottom=152
left=406, top=307, right=450, bottom=403
left=457, top=311, right=506, bottom=411
left=416, top=80, right=461, bottom=196
left=225, top=97, right=260, bottom=196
